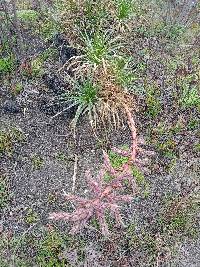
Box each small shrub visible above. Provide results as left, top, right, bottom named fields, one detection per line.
left=49, top=149, right=134, bottom=236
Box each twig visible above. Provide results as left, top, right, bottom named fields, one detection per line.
left=72, top=154, right=78, bottom=193
left=50, top=103, right=76, bottom=120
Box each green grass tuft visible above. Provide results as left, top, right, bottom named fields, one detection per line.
left=115, top=0, right=134, bottom=20
left=62, top=78, right=99, bottom=130
left=81, top=30, right=122, bottom=67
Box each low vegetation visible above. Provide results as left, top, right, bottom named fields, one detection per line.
left=0, top=0, right=199, bottom=266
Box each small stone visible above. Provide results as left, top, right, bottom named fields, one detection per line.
left=2, top=99, right=21, bottom=113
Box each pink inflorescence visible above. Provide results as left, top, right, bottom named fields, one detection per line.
left=49, top=108, right=152, bottom=235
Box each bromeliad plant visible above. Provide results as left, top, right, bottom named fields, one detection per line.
left=49, top=107, right=152, bottom=236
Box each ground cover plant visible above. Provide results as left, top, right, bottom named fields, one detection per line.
left=0, top=0, right=199, bottom=266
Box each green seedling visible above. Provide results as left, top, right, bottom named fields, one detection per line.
left=159, top=194, right=199, bottom=239
left=12, top=82, right=23, bottom=95
left=36, top=230, right=67, bottom=267
left=104, top=149, right=128, bottom=182
left=31, top=155, right=44, bottom=170
left=38, top=18, right=62, bottom=41
left=180, top=85, right=200, bottom=110
left=84, top=0, right=108, bottom=28
left=0, top=56, right=15, bottom=75
left=109, top=150, right=129, bottom=168
left=194, top=143, right=200, bottom=153
left=0, top=131, right=13, bottom=156
left=170, top=121, right=184, bottom=134
left=0, top=233, right=30, bottom=267
left=146, top=85, right=161, bottom=118
left=31, top=57, right=45, bottom=77
left=132, top=166, right=150, bottom=197
left=188, top=118, right=199, bottom=130
left=111, top=56, right=136, bottom=88
left=40, top=47, right=58, bottom=61
left=115, top=0, right=134, bottom=20
left=48, top=192, right=57, bottom=204
left=156, top=139, right=176, bottom=158
left=90, top=217, right=100, bottom=230
left=25, top=208, right=39, bottom=224
left=56, top=152, right=69, bottom=163
left=0, top=128, right=25, bottom=157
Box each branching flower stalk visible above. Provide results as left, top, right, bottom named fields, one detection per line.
left=49, top=107, right=150, bottom=235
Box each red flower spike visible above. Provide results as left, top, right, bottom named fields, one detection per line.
left=49, top=108, right=152, bottom=236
